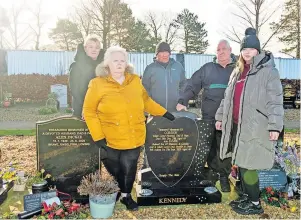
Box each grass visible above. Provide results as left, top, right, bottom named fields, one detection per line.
left=284, top=128, right=300, bottom=133
left=0, top=129, right=35, bottom=136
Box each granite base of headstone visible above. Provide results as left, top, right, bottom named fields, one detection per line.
left=0, top=181, right=14, bottom=205
left=136, top=113, right=221, bottom=206
left=36, top=117, right=99, bottom=203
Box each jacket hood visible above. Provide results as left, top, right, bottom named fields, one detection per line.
left=213, top=53, right=237, bottom=65
left=252, top=51, right=275, bottom=69
left=74, top=43, right=104, bottom=63
left=95, top=62, right=135, bottom=77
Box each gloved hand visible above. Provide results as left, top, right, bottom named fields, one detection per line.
left=163, top=111, right=175, bottom=121
left=95, top=139, right=108, bottom=160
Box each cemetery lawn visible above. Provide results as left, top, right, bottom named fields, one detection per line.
left=0, top=129, right=35, bottom=136
left=0, top=103, right=71, bottom=122
left=0, top=134, right=300, bottom=219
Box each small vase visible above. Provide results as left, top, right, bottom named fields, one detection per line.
left=89, top=192, right=117, bottom=219
left=32, top=180, right=48, bottom=194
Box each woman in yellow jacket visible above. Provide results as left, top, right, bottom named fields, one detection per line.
left=83, top=46, right=174, bottom=211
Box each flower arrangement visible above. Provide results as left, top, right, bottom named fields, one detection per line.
left=37, top=201, right=90, bottom=219
left=26, top=169, right=51, bottom=187
left=261, top=186, right=288, bottom=209
left=274, top=143, right=300, bottom=176
left=0, top=164, right=17, bottom=182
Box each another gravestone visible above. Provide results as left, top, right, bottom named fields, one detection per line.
left=51, top=84, right=68, bottom=108
left=36, top=117, right=99, bottom=202
left=136, top=113, right=221, bottom=206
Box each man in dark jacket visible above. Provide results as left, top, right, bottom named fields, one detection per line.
left=69, top=36, right=104, bottom=118
left=177, top=40, right=236, bottom=192
left=142, top=42, right=186, bottom=112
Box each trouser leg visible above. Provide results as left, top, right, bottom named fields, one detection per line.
left=239, top=167, right=260, bottom=202
left=118, top=147, right=141, bottom=193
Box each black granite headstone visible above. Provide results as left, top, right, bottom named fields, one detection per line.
left=136, top=113, right=221, bottom=206
left=36, top=117, right=99, bottom=201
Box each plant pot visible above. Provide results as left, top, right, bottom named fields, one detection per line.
left=3, top=101, right=10, bottom=108
left=32, top=180, right=48, bottom=194
left=89, top=192, right=117, bottom=219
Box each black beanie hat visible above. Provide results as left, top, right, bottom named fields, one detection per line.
left=240, top=28, right=261, bottom=52
left=156, top=42, right=171, bottom=55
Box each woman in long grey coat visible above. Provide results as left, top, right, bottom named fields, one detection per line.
left=215, top=28, right=284, bottom=215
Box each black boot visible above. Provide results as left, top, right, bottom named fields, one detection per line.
left=229, top=194, right=248, bottom=207
left=232, top=200, right=264, bottom=215
left=220, top=175, right=231, bottom=192
left=120, top=194, right=138, bottom=211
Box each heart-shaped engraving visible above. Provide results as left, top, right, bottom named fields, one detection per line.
left=145, top=116, right=199, bottom=187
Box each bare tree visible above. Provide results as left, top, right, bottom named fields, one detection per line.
left=145, top=12, right=163, bottom=43
left=81, top=0, right=120, bottom=50
left=144, top=11, right=179, bottom=48
left=162, top=14, right=179, bottom=46
left=0, top=7, right=10, bottom=48
left=6, top=2, right=32, bottom=49
left=71, top=4, right=93, bottom=40
left=28, top=0, right=45, bottom=50
left=224, top=0, right=288, bottom=49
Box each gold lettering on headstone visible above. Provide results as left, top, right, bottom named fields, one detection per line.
left=42, top=128, right=90, bottom=148
left=159, top=197, right=187, bottom=204
left=150, top=128, right=192, bottom=152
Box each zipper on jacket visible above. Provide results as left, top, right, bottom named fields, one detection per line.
left=256, top=109, right=268, bottom=119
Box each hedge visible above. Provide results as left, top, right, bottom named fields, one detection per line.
left=0, top=74, right=71, bottom=104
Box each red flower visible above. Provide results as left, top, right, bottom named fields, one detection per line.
left=266, top=187, right=273, bottom=193
left=55, top=208, right=64, bottom=216
left=270, top=191, right=274, bottom=195
left=268, top=198, right=273, bottom=202
left=48, top=213, right=54, bottom=219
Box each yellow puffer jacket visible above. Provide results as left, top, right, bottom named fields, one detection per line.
left=83, top=72, right=167, bottom=150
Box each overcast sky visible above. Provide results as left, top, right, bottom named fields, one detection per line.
left=0, top=0, right=287, bottom=55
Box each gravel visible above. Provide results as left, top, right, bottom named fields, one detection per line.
left=0, top=136, right=300, bottom=219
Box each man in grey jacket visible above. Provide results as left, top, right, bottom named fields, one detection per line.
left=177, top=40, right=236, bottom=192
left=142, top=42, right=186, bottom=112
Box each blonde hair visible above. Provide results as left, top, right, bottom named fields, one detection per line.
left=237, top=54, right=245, bottom=73
left=84, top=34, right=101, bottom=47
left=95, top=45, right=134, bottom=77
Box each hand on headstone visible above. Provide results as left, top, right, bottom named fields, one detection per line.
left=176, top=103, right=187, bottom=111
left=163, top=112, right=175, bottom=121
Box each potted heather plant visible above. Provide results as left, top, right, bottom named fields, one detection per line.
left=27, top=169, right=51, bottom=194
left=78, top=171, right=119, bottom=219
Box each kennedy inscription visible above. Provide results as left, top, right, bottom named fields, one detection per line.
left=159, top=197, right=187, bottom=204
